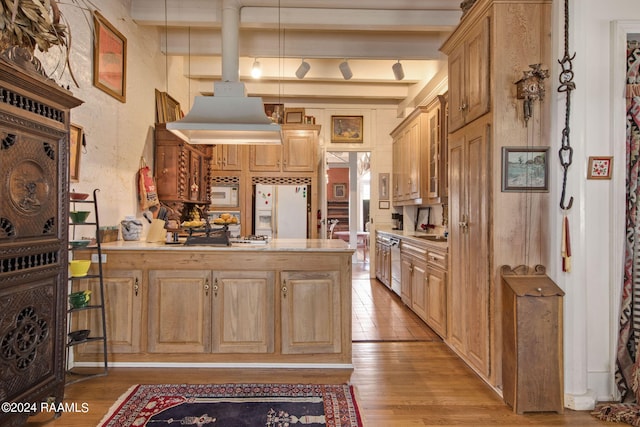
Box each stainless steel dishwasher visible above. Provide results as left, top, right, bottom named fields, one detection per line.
left=389, top=236, right=402, bottom=296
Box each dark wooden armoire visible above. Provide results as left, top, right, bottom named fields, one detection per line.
left=0, top=48, right=82, bottom=426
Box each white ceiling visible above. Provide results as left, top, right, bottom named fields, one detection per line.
left=130, top=0, right=462, bottom=107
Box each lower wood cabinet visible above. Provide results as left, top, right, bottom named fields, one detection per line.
left=212, top=271, right=275, bottom=353
left=148, top=270, right=211, bottom=353
left=281, top=271, right=341, bottom=354
left=74, top=269, right=143, bottom=357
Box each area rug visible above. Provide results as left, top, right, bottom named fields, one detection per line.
left=98, top=383, right=363, bottom=426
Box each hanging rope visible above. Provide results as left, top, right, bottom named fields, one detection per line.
left=557, top=0, right=576, bottom=211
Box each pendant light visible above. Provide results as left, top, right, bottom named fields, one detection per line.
left=251, top=58, right=262, bottom=79
left=392, top=60, right=405, bottom=81
left=339, top=60, right=352, bottom=80
left=167, top=0, right=282, bottom=145
left=296, top=58, right=310, bottom=79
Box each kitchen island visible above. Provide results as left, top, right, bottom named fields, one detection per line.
left=70, top=239, right=354, bottom=369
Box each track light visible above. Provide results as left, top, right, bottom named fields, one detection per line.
left=251, top=59, right=262, bottom=79
left=296, top=59, right=310, bottom=79
left=339, top=60, right=352, bottom=80
left=392, top=60, right=405, bottom=81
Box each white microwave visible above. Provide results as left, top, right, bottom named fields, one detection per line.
left=211, top=185, right=238, bottom=207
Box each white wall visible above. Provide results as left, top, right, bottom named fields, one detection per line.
left=549, top=0, right=640, bottom=407
left=37, top=0, right=188, bottom=231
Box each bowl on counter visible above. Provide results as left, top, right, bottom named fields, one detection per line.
left=69, top=260, right=91, bottom=277
left=69, top=211, right=91, bottom=224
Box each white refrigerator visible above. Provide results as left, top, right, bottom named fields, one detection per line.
left=255, top=184, right=308, bottom=238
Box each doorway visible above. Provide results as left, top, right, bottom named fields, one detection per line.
left=324, top=151, right=370, bottom=264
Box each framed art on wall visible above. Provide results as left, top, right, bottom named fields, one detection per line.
left=587, top=156, right=613, bottom=179
left=333, top=183, right=346, bottom=199
left=93, top=11, right=127, bottom=103
left=69, top=123, right=83, bottom=182
left=284, top=108, right=305, bottom=124
left=501, top=147, right=549, bottom=192
left=379, top=173, right=389, bottom=200
left=331, top=115, right=363, bottom=143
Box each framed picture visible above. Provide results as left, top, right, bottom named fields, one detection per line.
left=284, top=108, right=305, bottom=124
left=155, top=90, right=182, bottom=123
left=501, top=147, right=549, bottom=192
left=378, top=173, right=389, bottom=201
left=331, top=115, right=363, bottom=143
left=69, top=123, right=83, bottom=182
left=587, top=156, right=613, bottom=179
left=333, top=183, right=346, bottom=199
left=264, top=103, right=284, bottom=124
left=379, top=200, right=390, bottom=209
left=93, top=11, right=127, bottom=102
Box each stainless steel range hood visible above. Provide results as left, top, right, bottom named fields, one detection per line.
left=166, top=0, right=282, bottom=145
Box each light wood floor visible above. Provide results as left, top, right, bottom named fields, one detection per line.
left=26, top=261, right=612, bottom=426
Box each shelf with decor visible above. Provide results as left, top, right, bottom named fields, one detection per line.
left=66, top=188, right=108, bottom=385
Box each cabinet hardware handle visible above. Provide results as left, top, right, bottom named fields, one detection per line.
left=134, top=277, right=139, bottom=296
left=459, top=102, right=467, bottom=111
left=223, top=157, right=227, bottom=166
left=282, top=280, right=288, bottom=298
left=213, top=278, right=219, bottom=297
left=204, top=278, right=210, bottom=297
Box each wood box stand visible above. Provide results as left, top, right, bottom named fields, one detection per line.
left=501, top=265, right=565, bottom=414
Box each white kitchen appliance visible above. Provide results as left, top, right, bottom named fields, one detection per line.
left=211, top=185, right=238, bottom=207
left=254, top=184, right=308, bottom=238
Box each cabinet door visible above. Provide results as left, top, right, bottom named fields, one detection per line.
left=407, top=120, right=422, bottom=199
left=426, top=267, right=447, bottom=338
left=447, top=44, right=466, bottom=133
left=74, top=270, right=143, bottom=356
left=250, top=144, right=282, bottom=171
left=211, top=271, right=275, bottom=353
left=283, top=130, right=316, bottom=172
left=188, top=151, right=202, bottom=201
left=400, top=254, right=413, bottom=306
left=155, top=143, right=184, bottom=200
left=427, top=102, right=442, bottom=200
left=212, top=145, right=243, bottom=171
left=392, top=131, right=406, bottom=202
left=148, top=270, right=211, bottom=353
left=410, top=258, right=428, bottom=321
left=464, top=17, right=490, bottom=125
left=281, top=271, right=341, bottom=354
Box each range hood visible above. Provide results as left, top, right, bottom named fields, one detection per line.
left=166, top=0, right=282, bottom=145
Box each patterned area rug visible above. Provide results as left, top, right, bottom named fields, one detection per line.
left=98, top=383, right=363, bottom=426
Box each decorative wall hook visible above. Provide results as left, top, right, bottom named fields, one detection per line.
left=515, top=64, right=549, bottom=126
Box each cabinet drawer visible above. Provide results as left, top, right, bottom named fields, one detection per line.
left=427, top=250, right=447, bottom=270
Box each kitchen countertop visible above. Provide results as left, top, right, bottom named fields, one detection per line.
left=99, top=238, right=354, bottom=252
left=375, top=227, right=448, bottom=250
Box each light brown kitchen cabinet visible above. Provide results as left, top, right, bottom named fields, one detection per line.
left=154, top=123, right=212, bottom=211
left=250, top=125, right=320, bottom=173
left=446, top=16, right=489, bottom=133
left=441, top=0, right=551, bottom=388
left=425, top=251, right=447, bottom=338
left=280, top=270, right=341, bottom=354
left=211, top=144, right=243, bottom=171
left=147, top=270, right=211, bottom=353
left=211, top=271, right=275, bottom=353
left=75, top=269, right=143, bottom=357
left=426, top=95, right=448, bottom=203
left=375, top=233, right=391, bottom=288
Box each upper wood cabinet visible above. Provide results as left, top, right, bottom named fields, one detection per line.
left=211, top=144, right=243, bottom=171
left=250, top=124, right=320, bottom=173
left=444, top=16, right=490, bottom=133
left=391, top=97, right=447, bottom=206
left=154, top=123, right=212, bottom=205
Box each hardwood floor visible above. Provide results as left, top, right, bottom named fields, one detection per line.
left=26, top=261, right=612, bottom=426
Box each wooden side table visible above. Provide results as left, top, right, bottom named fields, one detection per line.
left=501, top=265, right=565, bottom=414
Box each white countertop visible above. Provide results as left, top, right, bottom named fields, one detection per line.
left=98, top=238, right=355, bottom=253
left=375, top=227, right=448, bottom=250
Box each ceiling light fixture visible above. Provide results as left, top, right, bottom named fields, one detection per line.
left=392, top=60, right=405, bottom=81
left=339, top=60, right=352, bottom=80
left=251, top=58, right=262, bottom=79
left=166, top=0, right=282, bottom=145
left=296, top=58, right=310, bottom=79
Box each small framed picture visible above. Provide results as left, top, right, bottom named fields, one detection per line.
left=379, top=200, right=390, bottom=209
left=331, top=115, right=363, bottom=143
left=379, top=173, right=389, bottom=201
left=69, top=123, right=83, bottom=182
left=501, top=147, right=549, bottom=192
left=284, top=108, right=305, bottom=124
left=333, top=183, right=346, bottom=199
left=587, top=156, right=613, bottom=179
left=93, top=11, right=127, bottom=103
